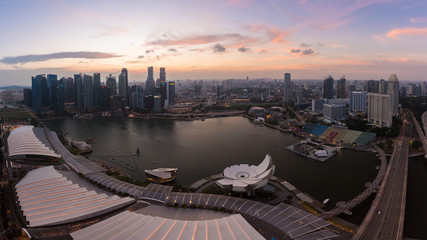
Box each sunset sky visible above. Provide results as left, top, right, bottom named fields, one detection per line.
left=1, top=0, right=427, bottom=86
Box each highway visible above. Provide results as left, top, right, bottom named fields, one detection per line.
left=352, top=138, right=409, bottom=240
left=410, top=111, right=427, bottom=158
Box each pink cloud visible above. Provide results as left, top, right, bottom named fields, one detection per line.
left=410, top=17, right=427, bottom=24
left=246, top=25, right=292, bottom=43
left=385, top=27, right=427, bottom=39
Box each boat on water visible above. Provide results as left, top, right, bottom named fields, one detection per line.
left=322, top=198, right=330, bottom=204
left=145, top=168, right=178, bottom=183
left=253, top=117, right=265, bottom=124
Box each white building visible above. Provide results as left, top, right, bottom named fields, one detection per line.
left=349, top=91, right=367, bottom=113
left=323, top=104, right=346, bottom=123
left=367, top=93, right=393, bottom=127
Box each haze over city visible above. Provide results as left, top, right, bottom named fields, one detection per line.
left=1, top=0, right=427, bottom=86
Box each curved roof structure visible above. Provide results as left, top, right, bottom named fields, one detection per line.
left=71, top=211, right=265, bottom=240
left=15, top=166, right=135, bottom=227
left=216, top=154, right=275, bottom=192
left=7, top=126, right=61, bottom=159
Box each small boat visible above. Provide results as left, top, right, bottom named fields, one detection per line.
left=322, top=198, right=330, bottom=204
left=253, top=117, right=265, bottom=123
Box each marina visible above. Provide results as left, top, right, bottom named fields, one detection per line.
left=286, top=139, right=340, bottom=162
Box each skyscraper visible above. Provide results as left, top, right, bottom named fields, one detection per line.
left=387, top=74, right=399, bottom=116
left=118, top=68, right=128, bottom=99
left=336, top=77, right=346, bottom=99
left=23, top=88, right=32, bottom=107
left=56, top=78, right=65, bottom=113
left=106, top=74, right=117, bottom=97
left=93, top=73, right=101, bottom=106
left=74, top=74, right=83, bottom=110
left=366, top=80, right=379, bottom=93
left=349, top=91, right=367, bottom=112
left=367, top=93, right=393, bottom=127
left=159, top=67, right=166, bottom=81
left=378, top=79, right=388, bottom=94
left=283, top=73, right=292, bottom=102
left=40, top=75, right=49, bottom=108
left=323, top=76, right=334, bottom=99
left=31, top=75, right=43, bottom=113
left=62, top=77, right=74, bottom=103
left=168, top=81, right=176, bottom=106
left=47, top=74, right=57, bottom=110
left=83, top=74, right=93, bottom=111
left=145, top=66, right=156, bottom=95
left=136, top=85, right=144, bottom=109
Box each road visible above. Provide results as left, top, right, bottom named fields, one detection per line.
left=410, top=111, right=427, bottom=158
left=353, top=138, right=409, bottom=240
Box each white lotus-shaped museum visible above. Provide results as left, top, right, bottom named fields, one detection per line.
left=216, top=154, right=275, bottom=193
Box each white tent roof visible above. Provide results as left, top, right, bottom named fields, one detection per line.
left=7, top=126, right=61, bottom=159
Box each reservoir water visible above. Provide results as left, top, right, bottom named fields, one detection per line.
left=42, top=116, right=427, bottom=237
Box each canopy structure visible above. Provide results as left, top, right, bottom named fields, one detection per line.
left=71, top=211, right=265, bottom=240
left=216, top=154, right=275, bottom=193
left=7, top=126, right=61, bottom=162
left=15, top=166, right=135, bottom=227
left=144, top=168, right=178, bottom=183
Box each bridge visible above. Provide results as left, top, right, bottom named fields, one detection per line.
left=410, top=111, right=427, bottom=158
left=352, top=138, right=409, bottom=240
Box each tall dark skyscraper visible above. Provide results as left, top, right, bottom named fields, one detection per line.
left=168, top=81, right=176, bottom=106
left=31, top=75, right=43, bottom=113
left=83, top=74, right=93, bottom=111
left=118, top=68, right=128, bottom=99
left=93, top=73, right=101, bottom=106
left=366, top=80, right=379, bottom=93
left=74, top=73, right=83, bottom=110
left=56, top=78, right=65, bottom=113
left=159, top=67, right=166, bottom=81
left=323, top=76, right=334, bottom=99
left=23, top=88, right=32, bottom=107
left=283, top=73, right=292, bottom=102
left=106, top=74, right=117, bottom=97
left=145, top=66, right=156, bottom=95
left=63, top=77, right=74, bottom=103
left=40, top=74, right=49, bottom=108
left=47, top=74, right=57, bottom=110
left=336, top=77, right=346, bottom=99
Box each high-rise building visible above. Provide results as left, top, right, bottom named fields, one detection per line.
left=62, top=77, right=74, bottom=103
left=387, top=74, right=399, bottom=116
left=159, top=67, right=166, bottom=82
left=136, top=85, right=144, bottom=109
left=106, top=74, right=117, bottom=97
left=83, top=74, right=93, bottom=111
left=366, top=80, right=379, bottom=93
left=145, top=66, right=156, bottom=95
left=118, top=68, right=128, bottom=99
left=323, top=104, right=346, bottom=123
left=323, top=76, right=334, bottom=99
left=283, top=73, right=292, bottom=102
left=349, top=91, right=367, bottom=113
left=23, top=88, right=32, bottom=107
left=400, top=86, right=407, bottom=99
left=154, top=95, right=161, bottom=112
left=40, top=75, right=49, bottom=108
left=74, top=74, right=83, bottom=110
left=31, top=75, right=42, bottom=113
left=56, top=78, right=65, bottom=113
left=47, top=74, right=57, bottom=110
left=412, top=84, right=422, bottom=96
left=336, top=77, right=346, bottom=99
left=168, top=81, right=176, bottom=106
left=378, top=79, right=388, bottom=94
left=312, top=98, right=327, bottom=113
left=93, top=73, right=101, bottom=106
left=367, top=93, right=393, bottom=127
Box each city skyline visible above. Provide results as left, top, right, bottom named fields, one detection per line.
left=1, top=0, right=427, bottom=86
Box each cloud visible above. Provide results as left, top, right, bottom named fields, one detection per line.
left=138, top=55, right=144, bottom=59
left=213, top=44, right=226, bottom=52
left=302, top=48, right=314, bottom=55
left=246, top=25, right=291, bottom=43
left=238, top=47, right=250, bottom=52
left=226, top=0, right=253, bottom=6
left=0, top=52, right=122, bottom=65
left=300, top=43, right=311, bottom=48
left=145, top=50, right=155, bottom=53
left=410, top=17, right=427, bottom=24
left=385, top=27, right=427, bottom=39
left=291, top=49, right=301, bottom=53
left=147, top=33, right=245, bottom=46
left=93, top=25, right=129, bottom=38
left=168, top=48, right=177, bottom=52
